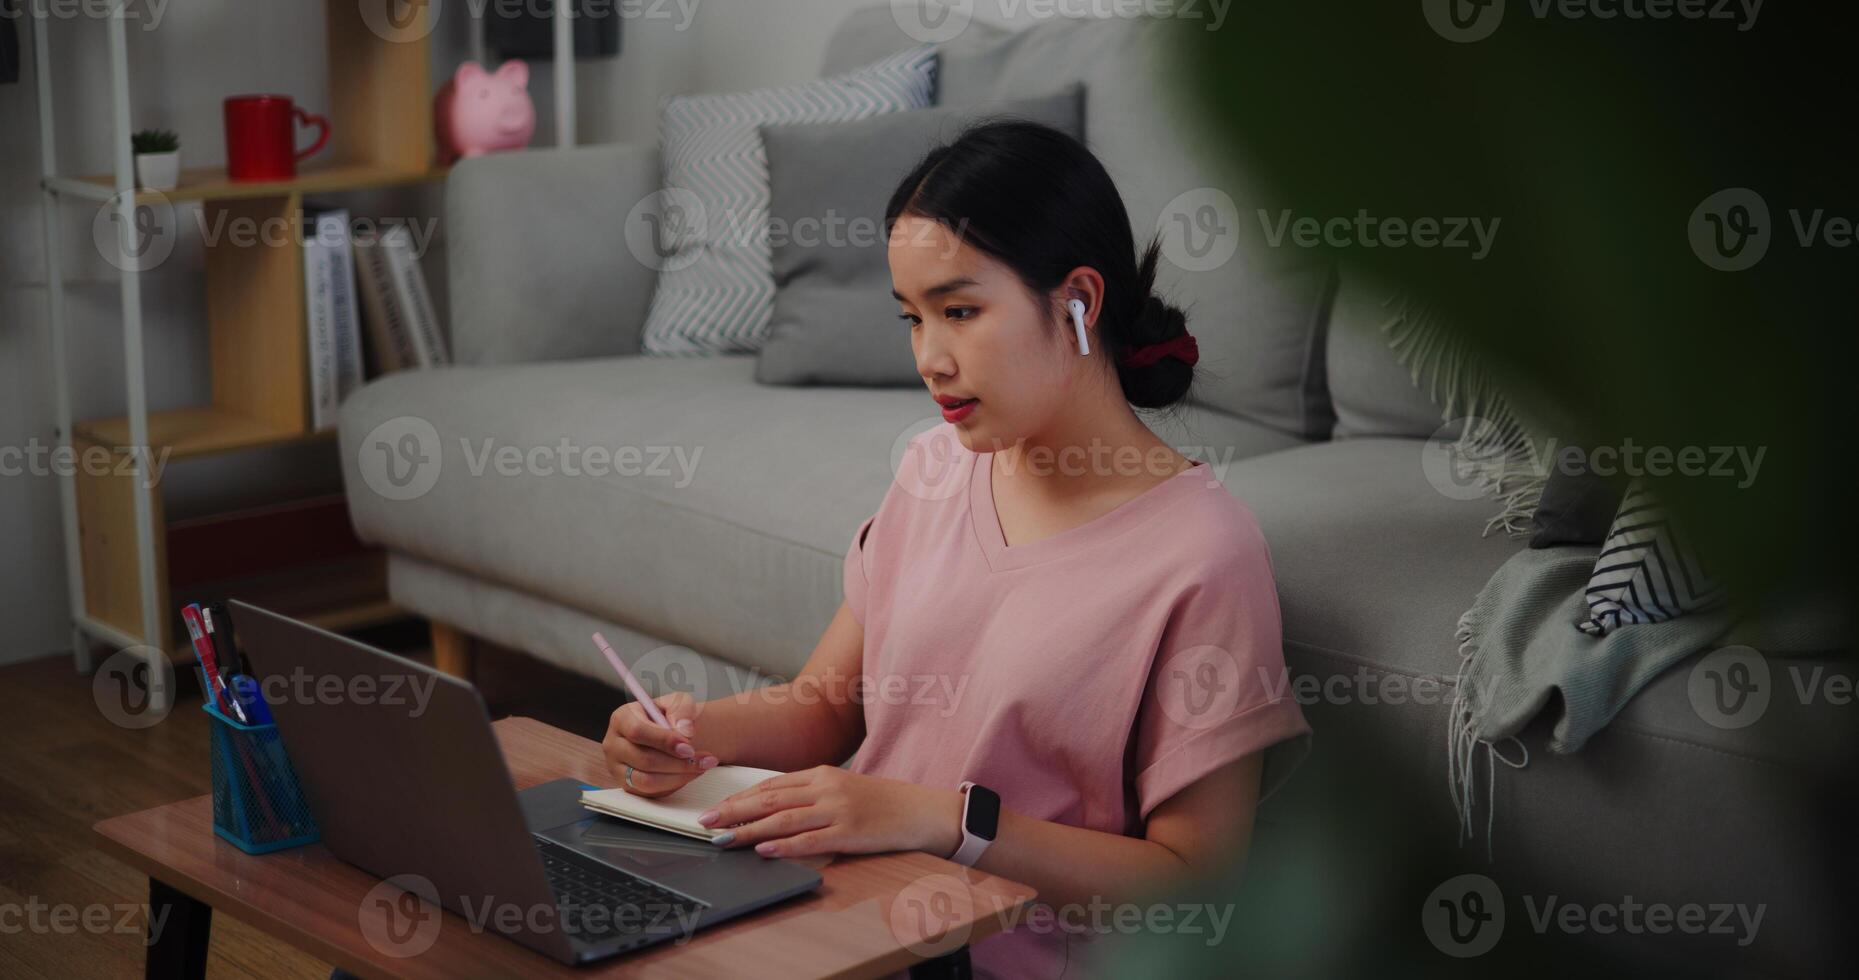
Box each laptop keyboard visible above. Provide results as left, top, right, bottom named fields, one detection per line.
left=535, top=839, right=709, bottom=946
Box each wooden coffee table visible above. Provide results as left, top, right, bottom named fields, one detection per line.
left=94, top=716, right=1035, bottom=978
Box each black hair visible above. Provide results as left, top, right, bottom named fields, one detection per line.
left=883, top=119, right=1195, bottom=410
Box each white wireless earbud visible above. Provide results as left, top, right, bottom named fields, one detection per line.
left=1067, top=298, right=1091, bottom=356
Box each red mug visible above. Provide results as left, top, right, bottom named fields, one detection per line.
left=223, top=95, right=330, bottom=182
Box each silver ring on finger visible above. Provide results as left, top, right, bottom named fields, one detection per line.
left=625, top=764, right=638, bottom=790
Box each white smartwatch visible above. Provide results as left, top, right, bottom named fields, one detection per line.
left=949, top=781, right=1000, bottom=867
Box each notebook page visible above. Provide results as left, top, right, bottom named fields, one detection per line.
left=580, top=765, right=782, bottom=837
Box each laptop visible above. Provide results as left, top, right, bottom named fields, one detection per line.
left=230, top=601, right=822, bottom=965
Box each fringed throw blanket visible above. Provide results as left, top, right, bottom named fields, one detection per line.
left=1448, top=546, right=1740, bottom=847
left=1447, top=545, right=1848, bottom=852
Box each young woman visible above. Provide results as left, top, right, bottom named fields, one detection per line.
left=602, top=120, right=1309, bottom=976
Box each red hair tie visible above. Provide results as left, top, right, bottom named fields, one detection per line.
left=1117, top=333, right=1199, bottom=369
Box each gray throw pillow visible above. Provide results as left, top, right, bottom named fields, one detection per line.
left=754, top=86, right=1086, bottom=387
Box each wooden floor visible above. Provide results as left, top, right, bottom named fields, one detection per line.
left=0, top=625, right=625, bottom=978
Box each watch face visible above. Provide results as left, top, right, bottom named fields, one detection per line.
left=966, top=785, right=1000, bottom=841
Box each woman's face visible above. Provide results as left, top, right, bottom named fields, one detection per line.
left=888, top=216, right=1080, bottom=453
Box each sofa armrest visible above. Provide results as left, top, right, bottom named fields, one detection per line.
left=445, top=141, right=661, bottom=365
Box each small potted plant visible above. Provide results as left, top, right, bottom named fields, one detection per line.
left=132, top=129, right=181, bottom=191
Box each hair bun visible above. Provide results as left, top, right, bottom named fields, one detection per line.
left=1135, top=294, right=1188, bottom=341
left=1116, top=292, right=1196, bottom=409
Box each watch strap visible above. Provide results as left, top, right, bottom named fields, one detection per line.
left=950, top=780, right=995, bottom=867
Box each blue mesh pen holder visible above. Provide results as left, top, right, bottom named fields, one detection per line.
left=199, top=669, right=319, bottom=854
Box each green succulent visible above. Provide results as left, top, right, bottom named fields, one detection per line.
left=131, top=129, right=179, bottom=154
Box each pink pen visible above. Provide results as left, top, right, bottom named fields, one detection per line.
left=592, top=632, right=676, bottom=732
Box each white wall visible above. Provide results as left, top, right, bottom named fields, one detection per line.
left=0, top=1, right=1035, bottom=667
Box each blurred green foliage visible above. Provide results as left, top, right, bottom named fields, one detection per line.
left=1158, top=1, right=1857, bottom=623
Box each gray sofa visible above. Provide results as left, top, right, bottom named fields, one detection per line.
left=338, top=7, right=1846, bottom=975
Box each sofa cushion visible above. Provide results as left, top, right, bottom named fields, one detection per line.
left=639, top=45, right=937, bottom=355
left=339, top=355, right=1305, bottom=677
left=755, top=85, right=1086, bottom=387
left=817, top=3, right=1012, bottom=80
left=1324, top=271, right=1451, bottom=439
left=935, top=16, right=1337, bottom=438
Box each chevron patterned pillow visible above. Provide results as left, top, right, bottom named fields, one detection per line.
left=1578, top=479, right=1725, bottom=636
left=639, top=45, right=938, bottom=355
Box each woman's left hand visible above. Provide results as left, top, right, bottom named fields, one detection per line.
left=697, top=765, right=963, bottom=860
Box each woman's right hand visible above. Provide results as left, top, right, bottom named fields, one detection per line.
left=601, top=692, right=720, bottom=797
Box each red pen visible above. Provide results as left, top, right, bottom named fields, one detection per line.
left=183, top=604, right=244, bottom=722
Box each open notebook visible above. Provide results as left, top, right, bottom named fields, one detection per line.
left=579, top=765, right=782, bottom=843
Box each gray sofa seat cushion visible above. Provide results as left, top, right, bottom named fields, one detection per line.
left=339, top=355, right=1304, bottom=677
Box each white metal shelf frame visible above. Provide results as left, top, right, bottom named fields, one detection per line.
left=29, top=1, right=578, bottom=710
left=33, top=0, right=167, bottom=712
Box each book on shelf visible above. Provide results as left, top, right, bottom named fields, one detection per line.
left=303, top=207, right=365, bottom=431
left=354, top=223, right=449, bottom=376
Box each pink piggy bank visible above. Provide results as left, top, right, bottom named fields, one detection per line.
left=435, top=60, right=536, bottom=165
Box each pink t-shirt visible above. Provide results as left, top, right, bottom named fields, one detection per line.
left=842, top=424, right=1311, bottom=979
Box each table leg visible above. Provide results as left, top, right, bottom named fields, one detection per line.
left=908, top=947, right=972, bottom=979
left=147, top=877, right=211, bottom=980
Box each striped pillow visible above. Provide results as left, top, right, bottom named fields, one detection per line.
left=1578, top=480, right=1725, bottom=636
left=640, top=45, right=937, bottom=355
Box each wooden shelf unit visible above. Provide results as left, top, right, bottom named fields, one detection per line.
left=37, top=2, right=441, bottom=675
